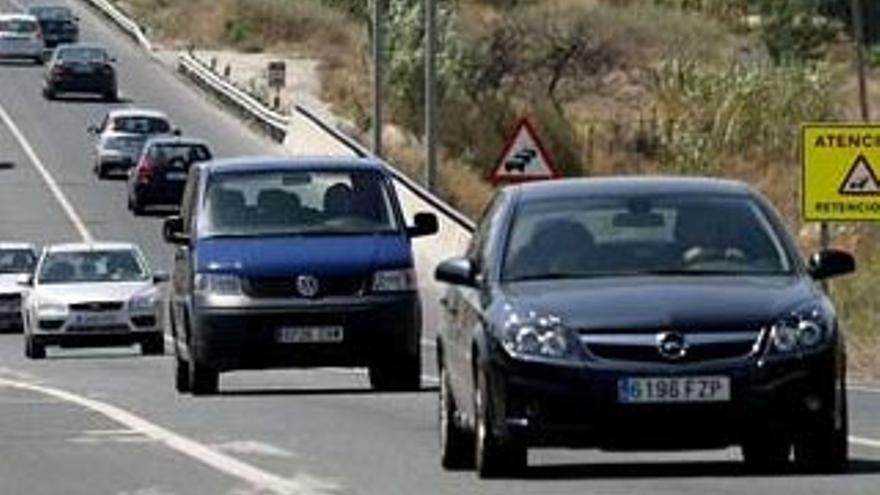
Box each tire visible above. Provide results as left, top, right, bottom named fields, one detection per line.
left=43, top=87, right=55, bottom=100
left=129, top=194, right=146, bottom=215
left=368, top=347, right=421, bottom=392
left=34, top=56, right=43, bottom=66
left=189, top=359, right=219, bottom=396
left=440, top=365, right=475, bottom=470
left=141, top=334, right=164, bottom=356
left=741, top=437, right=791, bottom=473
left=103, top=90, right=117, bottom=102
left=95, top=163, right=108, bottom=180
left=794, top=388, right=849, bottom=473
left=474, top=370, right=527, bottom=478
left=24, top=335, right=45, bottom=360
left=175, top=353, right=192, bottom=393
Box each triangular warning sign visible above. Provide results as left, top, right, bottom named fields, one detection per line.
left=487, top=118, right=560, bottom=185
left=839, top=154, right=880, bottom=195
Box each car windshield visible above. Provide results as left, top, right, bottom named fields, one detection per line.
left=150, top=143, right=212, bottom=166
left=37, top=250, right=148, bottom=284
left=0, top=19, right=38, bottom=33
left=59, top=48, right=108, bottom=64
left=503, top=195, right=792, bottom=281
left=0, top=249, right=35, bottom=274
left=202, top=169, right=400, bottom=237
left=112, top=116, right=171, bottom=134
left=29, top=7, right=72, bottom=21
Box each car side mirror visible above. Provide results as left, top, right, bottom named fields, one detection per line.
left=163, top=216, right=189, bottom=245
left=407, top=212, right=439, bottom=238
left=87, top=125, right=99, bottom=135
left=16, top=273, right=33, bottom=287
left=808, top=249, right=855, bottom=281
left=152, top=271, right=170, bottom=284
left=435, top=257, right=478, bottom=287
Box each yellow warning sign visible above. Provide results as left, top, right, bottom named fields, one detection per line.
left=803, top=124, right=880, bottom=221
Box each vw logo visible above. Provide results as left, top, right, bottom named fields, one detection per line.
left=295, top=275, right=320, bottom=298
left=656, top=331, right=688, bottom=360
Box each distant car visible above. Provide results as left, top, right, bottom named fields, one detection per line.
left=22, top=242, right=168, bottom=359
left=90, top=108, right=179, bottom=179
left=436, top=177, right=854, bottom=477
left=0, top=14, right=44, bottom=64
left=28, top=5, right=78, bottom=48
left=0, top=243, right=37, bottom=333
left=43, top=43, right=116, bottom=101
left=163, top=157, right=439, bottom=395
left=127, top=136, right=213, bottom=215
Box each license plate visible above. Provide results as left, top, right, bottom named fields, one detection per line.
left=166, top=171, right=188, bottom=181
left=618, top=376, right=730, bottom=404
left=276, top=326, right=344, bottom=344
left=74, top=313, right=121, bottom=326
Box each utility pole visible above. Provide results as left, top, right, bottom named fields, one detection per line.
left=371, top=0, right=385, bottom=157
left=852, top=0, right=871, bottom=122
left=424, top=0, right=438, bottom=190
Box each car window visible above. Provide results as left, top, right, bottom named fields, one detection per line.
left=37, top=250, right=148, bottom=284
left=466, top=192, right=503, bottom=270
left=201, top=169, right=400, bottom=237
left=58, top=48, right=108, bottom=64
left=29, top=7, right=72, bottom=21
left=151, top=144, right=212, bottom=166
left=0, top=19, right=38, bottom=33
left=112, top=117, right=171, bottom=134
left=0, top=250, right=36, bottom=274
left=503, top=195, right=791, bottom=281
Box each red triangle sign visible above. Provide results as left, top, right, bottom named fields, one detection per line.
left=487, top=118, right=561, bottom=185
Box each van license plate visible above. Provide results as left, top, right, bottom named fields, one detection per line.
left=276, top=326, right=344, bottom=344
left=618, top=376, right=730, bottom=403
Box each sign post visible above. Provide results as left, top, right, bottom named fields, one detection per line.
left=267, top=61, right=286, bottom=110
left=487, top=118, right=561, bottom=185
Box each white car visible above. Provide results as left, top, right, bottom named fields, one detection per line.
left=89, top=108, right=180, bottom=179
left=0, top=243, right=37, bottom=332
left=0, top=14, right=45, bottom=64
left=22, top=242, right=167, bottom=359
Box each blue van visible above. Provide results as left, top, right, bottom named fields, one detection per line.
left=163, top=156, right=438, bottom=395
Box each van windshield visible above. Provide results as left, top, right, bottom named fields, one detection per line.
left=201, top=169, right=400, bottom=237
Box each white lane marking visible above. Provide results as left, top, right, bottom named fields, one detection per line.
left=0, top=102, right=93, bottom=242
left=0, top=376, right=337, bottom=495
left=213, top=440, right=295, bottom=459
left=849, top=385, right=880, bottom=394
left=850, top=436, right=880, bottom=449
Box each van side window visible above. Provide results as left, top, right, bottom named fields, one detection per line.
left=179, top=169, right=200, bottom=234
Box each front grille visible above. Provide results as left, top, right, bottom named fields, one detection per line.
left=131, top=315, right=156, bottom=327
left=0, top=293, right=21, bottom=303
left=66, top=325, right=129, bottom=333
left=581, top=331, right=761, bottom=364
left=244, top=276, right=366, bottom=299
left=38, top=319, right=64, bottom=331
left=69, top=301, right=124, bottom=312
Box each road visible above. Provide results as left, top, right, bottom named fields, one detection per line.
left=1, top=0, right=880, bottom=494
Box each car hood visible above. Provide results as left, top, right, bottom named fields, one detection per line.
left=32, top=281, right=153, bottom=304
left=195, top=235, right=412, bottom=278
left=498, top=275, right=818, bottom=332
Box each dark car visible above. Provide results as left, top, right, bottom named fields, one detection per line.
left=127, top=137, right=212, bottom=215
left=163, top=156, right=439, bottom=395
left=28, top=5, right=78, bottom=48
left=435, top=177, right=855, bottom=477
left=43, top=43, right=116, bottom=101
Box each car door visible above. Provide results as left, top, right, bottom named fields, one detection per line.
left=171, top=167, right=200, bottom=349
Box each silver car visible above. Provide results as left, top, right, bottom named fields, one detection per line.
left=0, top=14, right=44, bottom=64
left=89, top=108, right=179, bottom=179
left=22, top=242, right=167, bottom=359
left=0, top=243, right=37, bottom=332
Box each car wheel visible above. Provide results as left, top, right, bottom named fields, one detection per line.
left=368, top=347, right=421, bottom=392
left=440, top=365, right=475, bottom=470
left=34, top=56, right=44, bottom=66
left=189, top=359, right=218, bottom=396
left=141, top=335, right=164, bottom=356
left=24, top=335, right=45, bottom=360
left=129, top=194, right=146, bottom=215
left=741, top=437, right=791, bottom=473
left=95, top=163, right=108, bottom=180
left=43, top=87, right=55, bottom=100
left=795, top=387, right=849, bottom=473
left=103, top=90, right=117, bottom=102
left=175, top=353, right=192, bottom=393
left=474, top=369, right=527, bottom=478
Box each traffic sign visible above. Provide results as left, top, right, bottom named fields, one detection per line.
left=803, top=124, right=880, bottom=221
left=268, top=61, right=286, bottom=89
left=487, top=118, right=560, bottom=185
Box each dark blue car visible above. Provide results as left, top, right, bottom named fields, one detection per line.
left=164, top=157, right=438, bottom=395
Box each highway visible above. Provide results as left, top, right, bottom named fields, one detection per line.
left=1, top=0, right=880, bottom=493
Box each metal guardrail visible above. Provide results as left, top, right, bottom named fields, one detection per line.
left=80, top=0, right=153, bottom=52
left=295, top=105, right=476, bottom=233
left=177, top=53, right=289, bottom=143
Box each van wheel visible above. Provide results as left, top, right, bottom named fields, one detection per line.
left=25, top=336, right=45, bottom=360
left=474, top=369, right=527, bottom=478
left=129, top=195, right=146, bottom=215
left=141, top=335, right=164, bottom=356
left=369, top=348, right=421, bottom=392
left=175, top=353, right=191, bottom=393
left=440, top=365, right=475, bottom=470
left=188, top=349, right=218, bottom=396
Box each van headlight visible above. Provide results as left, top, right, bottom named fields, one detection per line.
left=36, top=300, right=68, bottom=317
left=372, top=268, right=417, bottom=292
left=769, top=307, right=830, bottom=354
left=129, top=291, right=158, bottom=312
left=501, top=312, right=577, bottom=364
left=194, top=273, right=242, bottom=295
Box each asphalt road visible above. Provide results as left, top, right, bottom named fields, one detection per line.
left=1, top=0, right=880, bottom=494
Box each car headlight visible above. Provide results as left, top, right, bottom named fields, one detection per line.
left=194, top=273, right=242, bottom=296
left=769, top=307, right=830, bottom=354
left=372, top=268, right=417, bottom=292
left=501, top=312, right=577, bottom=363
left=36, top=300, right=68, bottom=317
left=129, top=291, right=158, bottom=312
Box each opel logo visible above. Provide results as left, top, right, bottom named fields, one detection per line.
left=656, top=331, right=688, bottom=360
left=296, top=275, right=320, bottom=298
